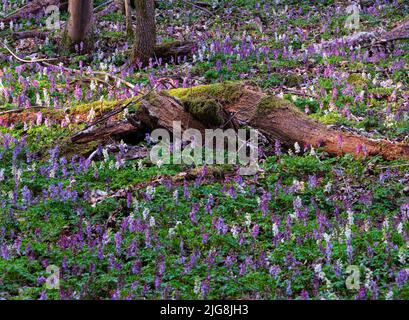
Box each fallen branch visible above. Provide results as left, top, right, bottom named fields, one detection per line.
left=94, top=0, right=114, bottom=13
left=0, top=106, right=48, bottom=116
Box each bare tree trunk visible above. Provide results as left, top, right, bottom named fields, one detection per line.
left=125, top=0, right=133, bottom=37
left=65, top=0, right=94, bottom=50
left=132, top=0, right=156, bottom=66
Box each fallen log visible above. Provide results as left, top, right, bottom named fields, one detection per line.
left=0, top=0, right=61, bottom=23
left=71, top=82, right=409, bottom=161
left=72, top=120, right=140, bottom=144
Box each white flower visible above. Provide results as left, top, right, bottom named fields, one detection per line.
left=382, top=218, right=389, bottom=230
left=324, top=182, right=332, bottom=193
left=115, top=160, right=121, bottom=170
left=397, top=222, right=403, bottom=234
left=35, top=93, right=42, bottom=106
left=132, top=198, right=139, bottom=211
left=102, top=229, right=111, bottom=245
left=43, top=88, right=50, bottom=107
left=168, top=227, right=176, bottom=237
left=364, top=268, right=373, bottom=289
left=90, top=80, right=96, bottom=92
left=49, top=168, right=56, bottom=178
left=314, top=264, right=326, bottom=280
left=347, top=209, right=354, bottom=226
left=87, top=107, right=96, bottom=122
left=137, top=159, right=144, bottom=170
left=146, top=185, right=155, bottom=198
left=398, top=248, right=406, bottom=264
left=345, top=226, right=352, bottom=240
left=173, top=189, right=178, bottom=202
left=156, top=159, right=164, bottom=168
left=193, top=278, right=201, bottom=295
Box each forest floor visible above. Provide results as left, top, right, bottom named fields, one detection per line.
left=0, top=0, right=408, bottom=300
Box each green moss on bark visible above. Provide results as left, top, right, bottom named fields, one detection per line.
left=256, top=95, right=298, bottom=116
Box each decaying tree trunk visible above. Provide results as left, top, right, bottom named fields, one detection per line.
left=65, top=0, right=94, bottom=50
left=0, top=0, right=60, bottom=23
left=132, top=0, right=156, bottom=66
left=71, top=83, right=409, bottom=161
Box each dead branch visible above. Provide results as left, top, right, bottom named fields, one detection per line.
left=12, top=30, right=48, bottom=40
left=0, top=106, right=50, bottom=116
left=71, top=85, right=158, bottom=143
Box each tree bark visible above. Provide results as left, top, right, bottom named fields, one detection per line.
left=65, top=0, right=94, bottom=50
left=71, top=83, right=409, bottom=161
left=132, top=0, right=156, bottom=66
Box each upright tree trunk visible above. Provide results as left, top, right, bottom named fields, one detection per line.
left=65, top=0, right=94, bottom=50
left=132, top=0, right=156, bottom=66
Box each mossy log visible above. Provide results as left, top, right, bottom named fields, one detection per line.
left=72, top=82, right=409, bottom=161
left=0, top=0, right=61, bottom=23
